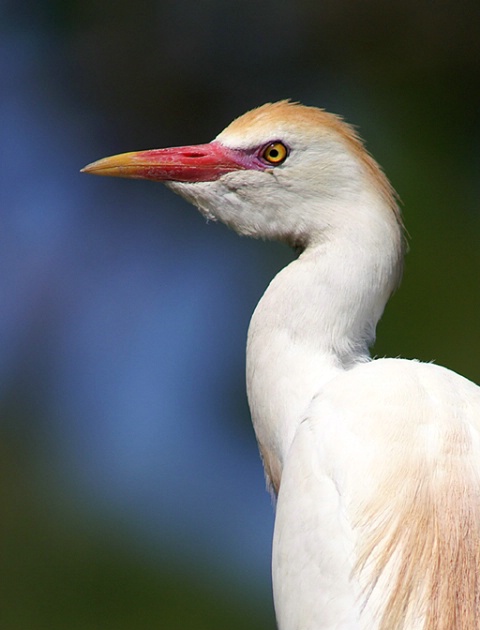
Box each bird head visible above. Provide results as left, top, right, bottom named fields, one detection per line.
left=82, top=101, right=401, bottom=250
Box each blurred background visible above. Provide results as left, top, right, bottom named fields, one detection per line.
left=1, top=0, right=480, bottom=627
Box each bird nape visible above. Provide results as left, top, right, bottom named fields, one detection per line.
left=83, top=101, right=480, bottom=630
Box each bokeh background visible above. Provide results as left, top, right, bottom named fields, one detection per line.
left=2, top=1, right=480, bottom=628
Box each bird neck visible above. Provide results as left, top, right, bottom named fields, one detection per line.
left=246, top=210, right=403, bottom=493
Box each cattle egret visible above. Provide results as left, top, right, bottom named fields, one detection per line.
left=83, top=101, right=480, bottom=629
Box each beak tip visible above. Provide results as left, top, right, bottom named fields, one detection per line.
left=80, top=158, right=118, bottom=177
left=80, top=161, right=97, bottom=175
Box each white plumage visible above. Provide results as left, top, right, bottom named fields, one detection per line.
left=83, top=101, right=480, bottom=629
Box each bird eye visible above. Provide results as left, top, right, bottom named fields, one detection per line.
left=262, top=142, right=288, bottom=165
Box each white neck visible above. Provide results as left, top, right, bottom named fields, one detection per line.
left=246, top=197, right=403, bottom=493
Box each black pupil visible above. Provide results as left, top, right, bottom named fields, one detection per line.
left=269, top=148, right=279, bottom=158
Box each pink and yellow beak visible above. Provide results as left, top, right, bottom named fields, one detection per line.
left=81, top=141, right=255, bottom=183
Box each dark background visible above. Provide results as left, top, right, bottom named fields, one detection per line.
left=1, top=1, right=480, bottom=628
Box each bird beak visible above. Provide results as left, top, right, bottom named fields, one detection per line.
left=81, top=141, right=249, bottom=183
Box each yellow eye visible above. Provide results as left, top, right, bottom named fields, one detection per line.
left=262, top=142, right=288, bottom=165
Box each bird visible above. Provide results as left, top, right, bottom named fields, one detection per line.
left=82, top=100, right=480, bottom=630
